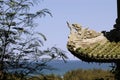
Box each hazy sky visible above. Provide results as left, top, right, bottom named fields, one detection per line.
left=33, top=0, right=117, bottom=60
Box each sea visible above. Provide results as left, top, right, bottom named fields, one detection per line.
left=36, top=60, right=112, bottom=76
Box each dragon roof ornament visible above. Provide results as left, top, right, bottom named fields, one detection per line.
left=67, top=22, right=120, bottom=63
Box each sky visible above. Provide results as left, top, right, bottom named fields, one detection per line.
left=32, top=0, right=117, bottom=60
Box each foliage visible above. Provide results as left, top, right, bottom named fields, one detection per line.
left=63, top=69, right=114, bottom=80
left=3, top=68, right=116, bottom=80
left=28, top=74, right=62, bottom=80
left=0, top=0, right=67, bottom=79
left=110, top=62, right=120, bottom=80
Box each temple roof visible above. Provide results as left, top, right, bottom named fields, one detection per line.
left=67, top=22, right=120, bottom=63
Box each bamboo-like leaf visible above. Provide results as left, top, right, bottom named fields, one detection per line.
left=42, top=9, right=52, bottom=17
left=0, top=0, right=3, bottom=3
left=51, top=47, right=68, bottom=59
left=25, top=13, right=35, bottom=18
left=23, top=50, right=34, bottom=53
left=28, top=41, right=40, bottom=49
left=8, top=39, right=16, bottom=44
left=20, top=4, right=30, bottom=11
left=13, top=27, right=24, bottom=31
left=37, top=32, right=47, bottom=41
left=23, top=30, right=31, bottom=35
left=6, top=12, right=16, bottom=17
left=43, top=49, right=51, bottom=53
left=36, top=9, right=52, bottom=17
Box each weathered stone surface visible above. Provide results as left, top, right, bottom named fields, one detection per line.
left=67, top=22, right=120, bottom=62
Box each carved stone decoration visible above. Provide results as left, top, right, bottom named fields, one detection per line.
left=67, top=22, right=120, bottom=62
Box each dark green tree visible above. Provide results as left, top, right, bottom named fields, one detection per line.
left=0, top=0, right=67, bottom=79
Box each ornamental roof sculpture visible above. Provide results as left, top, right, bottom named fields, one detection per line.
left=67, top=22, right=120, bottom=63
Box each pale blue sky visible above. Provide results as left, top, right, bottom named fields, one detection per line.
left=33, top=0, right=117, bottom=60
